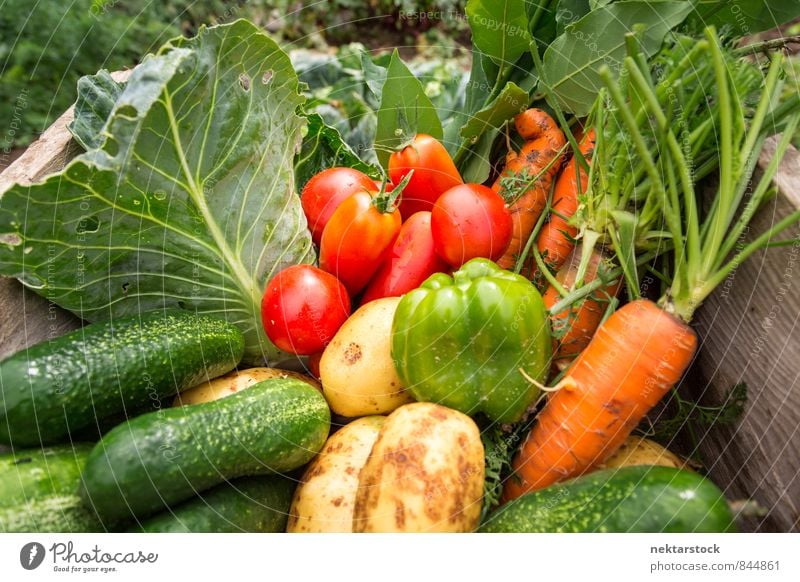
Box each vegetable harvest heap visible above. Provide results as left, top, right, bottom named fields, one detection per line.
left=1, top=3, right=799, bottom=533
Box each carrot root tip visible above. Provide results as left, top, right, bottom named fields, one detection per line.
left=518, top=367, right=548, bottom=390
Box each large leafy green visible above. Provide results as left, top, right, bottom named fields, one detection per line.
left=540, top=0, right=693, bottom=116
left=466, top=0, right=531, bottom=67
left=295, top=113, right=379, bottom=190
left=360, top=52, right=387, bottom=102
left=0, top=20, right=313, bottom=364
left=685, top=0, right=800, bottom=35
left=374, top=50, right=443, bottom=170
left=455, top=81, right=530, bottom=184
left=555, top=0, right=592, bottom=33
left=293, top=46, right=465, bottom=169
left=460, top=82, right=529, bottom=142
left=527, top=0, right=559, bottom=48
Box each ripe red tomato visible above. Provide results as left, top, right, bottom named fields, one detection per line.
left=431, top=184, right=513, bottom=268
left=361, top=211, right=449, bottom=303
left=261, top=265, right=351, bottom=355
left=319, top=189, right=402, bottom=296
left=389, top=134, right=463, bottom=218
left=301, top=168, right=376, bottom=244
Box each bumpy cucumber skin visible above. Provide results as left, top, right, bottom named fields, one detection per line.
left=0, top=445, right=104, bottom=532
left=0, top=495, right=105, bottom=533
left=0, top=444, right=92, bottom=507
left=0, top=310, right=244, bottom=446
left=79, top=378, right=330, bottom=523
left=481, top=466, right=735, bottom=533
left=133, top=476, right=295, bottom=533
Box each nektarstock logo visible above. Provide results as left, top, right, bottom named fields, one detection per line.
left=20, top=542, right=46, bottom=570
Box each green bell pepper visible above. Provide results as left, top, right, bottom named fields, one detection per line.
left=391, top=258, right=551, bottom=423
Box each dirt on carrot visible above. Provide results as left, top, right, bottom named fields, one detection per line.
left=504, top=299, right=698, bottom=500
left=493, top=109, right=566, bottom=272
left=535, top=129, right=596, bottom=277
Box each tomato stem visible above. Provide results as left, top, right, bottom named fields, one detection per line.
left=373, top=170, right=414, bottom=214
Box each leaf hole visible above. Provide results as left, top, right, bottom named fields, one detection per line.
left=76, top=215, right=100, bottom=235
left=239, top=73, right=251, bottom=91
left=105, top=138, right=119, bottom=156
left=23, top=274, right=45, bottom=289
left=177, top=300, right=186, bottom=309
left=117, top=104, right=139, bottom=118
left=262, top=70, right=273, bottom=85
left=0, top=232, right=22, bottom=247
left=121, top=282, right=130, bottom=295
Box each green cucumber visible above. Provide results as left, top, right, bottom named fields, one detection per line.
left=80, top=377, right=330, bottom=523
left=480, top=466, right=735, bottom=533
left=0, top=445, right=104, bottom=532
left=133, top=476, right=295, bottom=533
left=0, top=310, right=244, bottom=446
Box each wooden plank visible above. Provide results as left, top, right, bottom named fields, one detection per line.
left=0, top=278, right=82, bottom=361
left=690, top=137, right=800, bottom=532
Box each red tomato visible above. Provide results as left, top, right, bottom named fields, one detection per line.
left=261, top=265, right=351, bottom=355
left=319, top=190, right=402, bottom=296
left=361, top=211, right=449, bottom=303
left=389, top=134, right=463, bottom=217
left=301, top=168, right=375, bottom=244
left=431, top=184, right=513, bottom=268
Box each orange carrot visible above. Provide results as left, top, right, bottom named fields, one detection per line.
left=501, top=31, right=799, bottom=504
left=536, top=129, right=596, bottom=274
left=504, top=299, right=697, bottom=500
left=493, top=109, right=566, bottom=271
left=543, top=246, right=621, bottom=369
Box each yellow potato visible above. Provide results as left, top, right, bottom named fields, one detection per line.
left=173, top=367, right=321, bottom=406
left=287, top=416, right=385, bottom=533
left=353, top=402, right=484, bottom=532
left=600, top=436, right=688, bottom=470
left=320, top=297, right=412, bottom=417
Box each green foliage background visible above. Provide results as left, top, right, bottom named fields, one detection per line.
left=0, top=0, right=467, bottom=150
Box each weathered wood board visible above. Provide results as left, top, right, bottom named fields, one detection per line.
left=688, top=137, right=800, bottom=532
left=0, top=68, right=797, bottom=531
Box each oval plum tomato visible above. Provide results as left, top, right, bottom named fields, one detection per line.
left=389, top=134, right=463, bottom=218
left=431, top=183, right=513, bottom=268
left=319, top=188, right=403, bottom=296
left=261, top=265, right=351, bottom=355
left=361, top=211, right=449, bottom=303
left=301, top=168, right=375, bottom=244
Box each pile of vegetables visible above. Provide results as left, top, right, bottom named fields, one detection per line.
left=1, top=0, right=800, bottom=533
